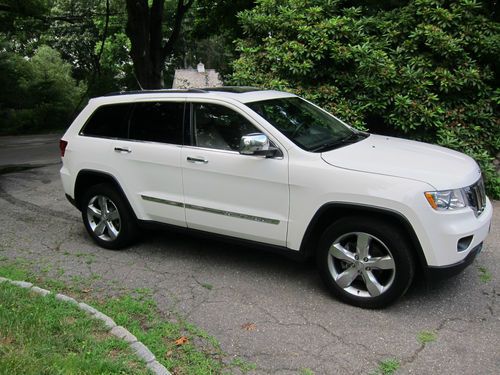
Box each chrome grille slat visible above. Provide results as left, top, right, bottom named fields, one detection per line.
left=466, top=177, right=487, bottom=216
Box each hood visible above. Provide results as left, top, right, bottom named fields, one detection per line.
left=321, top=134, right=481, bottom=190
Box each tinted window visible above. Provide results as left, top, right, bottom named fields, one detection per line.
left=193, top=103, right=259, bottom=151
left=248, top=97, right=358, bottom=152
left=129, top=102, right=184, bottom=144
left=81, top=103, right=132, bottom=139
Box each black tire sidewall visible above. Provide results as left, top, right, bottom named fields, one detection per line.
left=317, top=217, right=415, bottom=309
left=81, top=184, right=137, bottom=250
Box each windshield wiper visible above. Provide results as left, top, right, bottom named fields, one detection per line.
left=310, top=132, right=367, bottom=152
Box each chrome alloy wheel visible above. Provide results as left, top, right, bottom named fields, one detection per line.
left=328, top=232, right=396, bottom=298
left=86, top=195, right=121, bottom=241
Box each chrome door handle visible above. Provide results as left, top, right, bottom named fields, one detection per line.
left=187, top=156, right=208, bottom=164
left=114, top=147, right=131, bottom=153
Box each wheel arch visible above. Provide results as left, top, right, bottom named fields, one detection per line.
left=299, top=203, right=428, bottom=271
left=74, top=170, right=136, bottom=219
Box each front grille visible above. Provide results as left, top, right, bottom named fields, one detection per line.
left=465, top=177, right=487, bottom=216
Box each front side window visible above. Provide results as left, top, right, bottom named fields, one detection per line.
left=192, top=103, right=259, bottom=151
left=129, top=102, right=184, bottom=144
left=247, top=97, right=366, bottom=152
left=81, top=103, right=133, bottom=139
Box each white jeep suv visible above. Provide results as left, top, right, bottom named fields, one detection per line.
left=60, top=87, right=493, bottom=308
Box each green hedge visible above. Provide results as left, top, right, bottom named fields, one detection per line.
left=231, top=0, right=499, bottom=198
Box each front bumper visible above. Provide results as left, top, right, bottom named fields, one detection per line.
left=412, top=197, right=492, bottom=267
left=425, top=242, right=483, bottom=281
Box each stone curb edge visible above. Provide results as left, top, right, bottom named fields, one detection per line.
left=0, top=276, right=170, bottom=375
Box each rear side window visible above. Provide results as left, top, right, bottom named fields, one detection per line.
left=129, top=102, right=184, bottom=144
left=80, top=103, right=132, bottom=139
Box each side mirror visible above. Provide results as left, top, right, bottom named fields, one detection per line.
left=239, top=133, right=280, bottom=157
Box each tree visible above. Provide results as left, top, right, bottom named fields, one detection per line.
left=0, top=45, right=84, bottom=134
left=231, top=0, right=500, bottom=197
left=45, top=0, right=133, bottom=95
left=125, top=0, right=195, bottom=89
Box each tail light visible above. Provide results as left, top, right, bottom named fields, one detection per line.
left=59, top=139, right=68, bottom=157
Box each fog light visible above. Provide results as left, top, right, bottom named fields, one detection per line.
left=457, top=235, right=473, bottom=252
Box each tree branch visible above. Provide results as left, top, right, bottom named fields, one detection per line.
left=95, top=0, right=111, bottom=76
left=162, top=0, right=195, bottom=60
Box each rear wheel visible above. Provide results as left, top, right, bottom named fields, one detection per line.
left=81, top=184, right=138, bottom=249
left=317, top=217, right=415, bottom=308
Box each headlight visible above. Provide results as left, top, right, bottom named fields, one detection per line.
left=424, top=189, right=467, bottom=211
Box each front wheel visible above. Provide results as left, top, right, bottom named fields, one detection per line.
left=317, top=217, right=415, bottom=308
left=81, top=184, right=138, bottom=250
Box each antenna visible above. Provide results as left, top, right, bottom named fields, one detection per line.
left=132, top=72, right=144, bottom=91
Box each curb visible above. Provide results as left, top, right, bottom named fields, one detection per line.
left=0, top=276, right=170, bottom=375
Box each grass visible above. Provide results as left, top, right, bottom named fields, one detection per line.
left=0, top=261, right=255, bottom=374
left=200, top=282, right=213, bottom=290
left=95, top=293, right=230, bottom=374
left=478, top=266, right=492, bottom=283
left=300, top=368, right=315, bottom=375
left=417, top=330, right=437, bottom=344
left=377, top=359, right=400, bottom=375
left=0, top=282, right=149, bottom=375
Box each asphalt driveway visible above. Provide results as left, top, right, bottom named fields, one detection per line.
left=0, top=136, right=498, bottom=374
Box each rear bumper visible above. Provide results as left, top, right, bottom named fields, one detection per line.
left=425, top=242, right=482, bottom=281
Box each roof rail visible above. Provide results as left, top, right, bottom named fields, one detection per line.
left=103, top=86, right=264, bottom=97
left=202, top=86, right=263, bottom=93
left=104, top=88, right=207, bottom=96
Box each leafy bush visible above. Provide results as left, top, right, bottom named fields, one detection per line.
left=0, top=44, right=85, bottom=135
left=231, top=0, right=499, bottom=197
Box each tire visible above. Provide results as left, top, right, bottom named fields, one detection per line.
left=316, top=217, right=415, bottom=309
left=81, top=184, right=139, bottom=250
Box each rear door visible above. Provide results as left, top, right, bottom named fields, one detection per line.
left=112, top=100, right=187, bottom=226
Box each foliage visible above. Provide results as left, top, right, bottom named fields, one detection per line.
left=478, top=266, right=492, bottom=282
left=173, top=0, right=255, bottom=77
left=43, top=0, right=134, bottom=94
left=377, top=358, right=400, bottom=375
left=0, top=282, right=148, bottom=374
left=0, top=261, right=257, bottom=375
left=417, top=330, right=437, bottom=344
left=231, top=0, right=500, bottom=197
left=0, top=44, right=85, bottom=134
left=0, top=0, right=134, bottom=134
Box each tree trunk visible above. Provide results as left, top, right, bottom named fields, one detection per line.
left=125, top=0, right=194, bottom=89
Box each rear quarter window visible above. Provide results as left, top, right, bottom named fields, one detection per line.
left=80, top=103, right=133, bottom=139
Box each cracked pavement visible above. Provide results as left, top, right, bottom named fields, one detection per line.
left=0, top=159, right=498, bottom=374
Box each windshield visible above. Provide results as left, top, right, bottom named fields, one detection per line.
left=247, top=97, right=365, bottom=152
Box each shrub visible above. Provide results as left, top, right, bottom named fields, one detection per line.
left=231, top=0, right=499, bottom=197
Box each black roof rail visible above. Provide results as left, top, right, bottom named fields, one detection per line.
left=104, top=88, right=208, bottom=96
left=103, top=86, right=264, bottom=97
left=202, top=86, right=263, bottom=93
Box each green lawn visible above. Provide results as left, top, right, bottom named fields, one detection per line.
left=0, top=261, right=255, bottom=374
left=0, top=281, right=150, bottom=375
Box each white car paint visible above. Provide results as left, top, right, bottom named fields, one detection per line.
left=320, top=134, right=480, bottom=190
left=60, top=89, right=493, bottom=271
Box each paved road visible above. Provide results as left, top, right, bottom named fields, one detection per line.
left=0, top=133, right=61, bottom=167
left=0, top=137, right=498, bottom=374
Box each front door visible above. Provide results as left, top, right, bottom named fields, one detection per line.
left=181, top=101, right=289, bottom=246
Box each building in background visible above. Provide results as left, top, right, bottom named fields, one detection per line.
left=172, top=62, right=223, bottom=88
